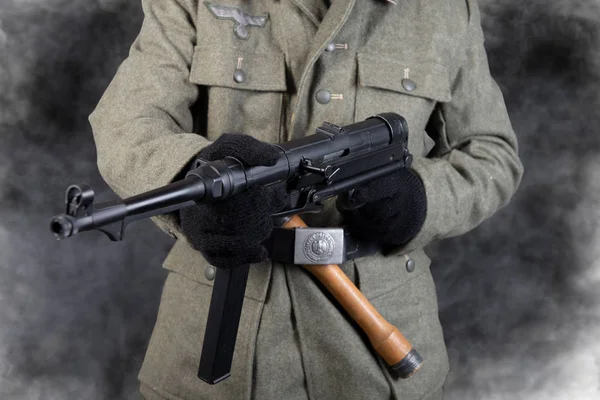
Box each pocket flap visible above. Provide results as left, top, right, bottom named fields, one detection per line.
left=354, top=248, right=431, bottom=300
left=357, top=53, right=452, bottom=103
left=162, top=239, right=272, bottom=302
left=190, top=45, right=287, bottom=92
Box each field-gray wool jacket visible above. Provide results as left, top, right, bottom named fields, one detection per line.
left=89, top=0, right=524, bottom=399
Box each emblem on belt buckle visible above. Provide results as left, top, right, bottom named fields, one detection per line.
left=304, top=232, right=336, bottom=263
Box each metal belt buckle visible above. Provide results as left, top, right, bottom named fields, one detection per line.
left=293, top=227, right=346, bottom=265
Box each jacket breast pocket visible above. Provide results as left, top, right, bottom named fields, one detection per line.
left=189, top=45, right=287, bottom=144
left=354, top=53, right=452, bottom=157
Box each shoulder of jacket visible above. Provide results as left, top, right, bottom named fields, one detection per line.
left=444, top=0, right=472, bottom=27
left=465, top=0, right=483, bottom=30
left=142, top=0, right=199, bottom=21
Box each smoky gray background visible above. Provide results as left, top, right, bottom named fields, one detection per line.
left=1, top=0, right=599, bottom=399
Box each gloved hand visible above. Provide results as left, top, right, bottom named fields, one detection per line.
left=337, top=168, right=427, bottom=247
left=180, top=134, right=287, bottom=268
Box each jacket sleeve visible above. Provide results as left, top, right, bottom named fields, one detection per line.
left=89, top=0, right=210, bottom=241
left=395, top=0, right=524, bottom=254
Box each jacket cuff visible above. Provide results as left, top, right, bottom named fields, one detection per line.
left=386, top=156, right=448, bottom=255
left=104, top=135, right=211, bottom=243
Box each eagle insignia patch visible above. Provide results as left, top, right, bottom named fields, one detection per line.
left=205, top=1, right=269, bottom=40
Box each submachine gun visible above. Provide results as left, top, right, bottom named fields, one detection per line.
left=49, top=113, right=424, bottom=384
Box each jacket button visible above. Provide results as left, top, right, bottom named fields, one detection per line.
left=402, top=78, right=416, bottom=92
left=233, top=69, right=246, bottom=83
left=316, top=89, right=331, bottom=104
left=204, top=266, right=216, bottom=281
left=325, top=42, right=348, bottom=52
left=406, top=258, right=415, bottom=273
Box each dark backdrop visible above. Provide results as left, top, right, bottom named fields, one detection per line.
left=1, top=1, right=599, bottom=399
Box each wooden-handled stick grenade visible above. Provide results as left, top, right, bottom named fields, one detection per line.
left=282, top=215, right=423, bottom=378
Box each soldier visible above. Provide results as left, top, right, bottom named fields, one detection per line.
left=89, top=0, right=524, bottom=399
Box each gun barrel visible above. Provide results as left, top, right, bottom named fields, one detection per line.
left=50, top=215, right=75, bottom=239
left=49, top=175, right=206, bottom=241
left=123, top=174, right=206, bottom=216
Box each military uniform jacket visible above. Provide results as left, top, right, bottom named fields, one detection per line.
left=89, top=0, right=524, bottom=399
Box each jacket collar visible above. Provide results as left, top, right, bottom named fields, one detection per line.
left=289, top=0, right=329, bottom=26
left=291, top=0, right=397, bottom=26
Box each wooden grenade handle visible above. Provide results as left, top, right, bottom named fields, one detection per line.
left=282, top=215, right=423, bottom=378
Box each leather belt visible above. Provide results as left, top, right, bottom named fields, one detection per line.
left=264, top=226, right=382, bottom=265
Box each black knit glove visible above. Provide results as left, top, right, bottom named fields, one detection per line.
left=180, top=134, right=287, bottom=268
left=337, top=168, right=427, bottom=247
